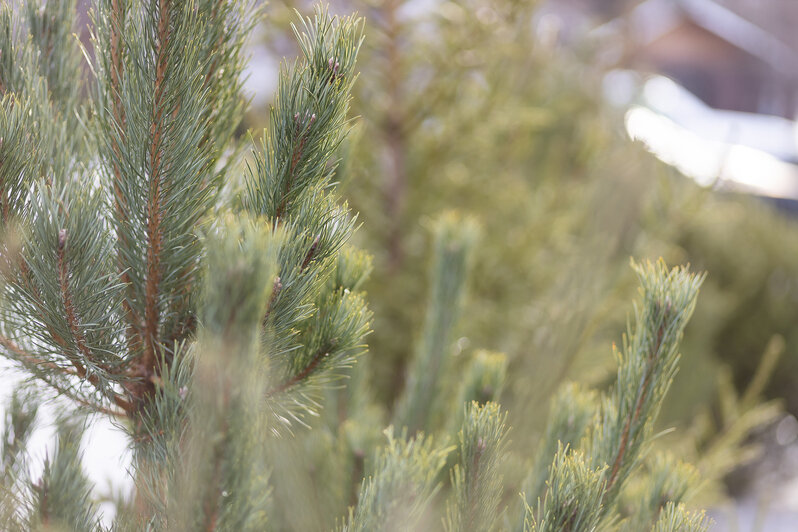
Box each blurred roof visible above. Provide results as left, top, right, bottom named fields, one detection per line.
left=546, top=0, right=798, bottom=75
left=544, top=0, right=798, bottom=201
left=718, top=0, right=798, bottom=54
left=617, top=0, right=798, bottom=78
left=553, top=0, right=798, bottom=42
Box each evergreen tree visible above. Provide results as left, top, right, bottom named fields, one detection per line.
left=0, top=0, right=713, bottom=530
left=258, top=0, right=787, bottom=502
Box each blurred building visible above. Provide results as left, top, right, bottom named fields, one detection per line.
left=543, top=0, right=798, bottom=119
left=614, top=0, right=798, bottom=119
left=541, top=0, right=798, bottom=203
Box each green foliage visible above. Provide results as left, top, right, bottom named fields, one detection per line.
left=343, top=429, right=450, bottom=532
left=249, top=1, right=798, bottom=517
left=524, top=446, right=606, bottom=532
left=445, top=401, right=508, bottom=532
left=158, top=217, right=276, bottom=531
left=26, top=419, right=99, bottom=532
left=650, top=503, right=709, bottom=532
left=521, top=382, right=599, bottom=512
left=255, top=0, right=793, bottom=470
left=522, top=261, right=707, bottom=532
left=0, top=1, right=730, bottom=530
left=395, top=212, right=478, bottom=433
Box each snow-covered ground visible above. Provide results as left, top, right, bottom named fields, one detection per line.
left=0, top=358, right=132, bottom=524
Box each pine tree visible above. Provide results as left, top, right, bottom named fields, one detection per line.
left=256, top=0, right=795, bottom=427
left=257, top=0, right=787, bottom=505
left=1, top=1, right=713, bottom=530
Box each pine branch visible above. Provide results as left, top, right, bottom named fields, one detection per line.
left=396, top=212, right=478, bottom=433
left=0, top=329, right=130, bottom=416
left=2, top=179, right=129, bottom=414
left=525, top=260, right=704, bottom=530
left=518, top=382, right=598, bottom=529
left=266, top=285, right=371, bottom=429
left=140, top=0, right=172, bottom=396
left=593, top=260, right=704, bottom=505
left=343, top=429, right=451, bottom=532
left=89, top=0, right=257, bottom=416
left=0, top=321, right=128, bottom=416
left=651, top=503, right=709, bottom=532
left=243, top=7, right=370, bottom=430
left=26, top=419, right=100, bottom=532
left=244, top=8, right=363, bottom=221
left=104, top=0, right=140, bottom=355
left=445, top=402, right=508, bottom=532
left=152, top=216, right=276, bottom=529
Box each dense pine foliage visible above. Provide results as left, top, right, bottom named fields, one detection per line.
left=0, top=1, right=735, bottom=530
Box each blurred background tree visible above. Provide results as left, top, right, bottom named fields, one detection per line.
left=255, top=0, right=798, bottom=507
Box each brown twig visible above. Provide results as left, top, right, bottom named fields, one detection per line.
left=273, top=113, right=315, bottom=225
left=108, top=0, right=143, bottom=358
left=138, top=0, right=172, bottom=404
left=464, top=437, right=486, bottom=528
left=56, top=229, right=133, bottom=414
left=301, top=235, right=320, bottom=270
left=265, top=348, right=328, bottom=398
left=0, top=332, right=75, bottom=376
left=606, top=313, right=667, bottom=491
left=262, top=276, right=282, bottom=323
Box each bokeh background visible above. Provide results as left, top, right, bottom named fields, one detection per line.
left=243, top=1, right=798, bottom=529
left=5, top=0, right=798, bottom=529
